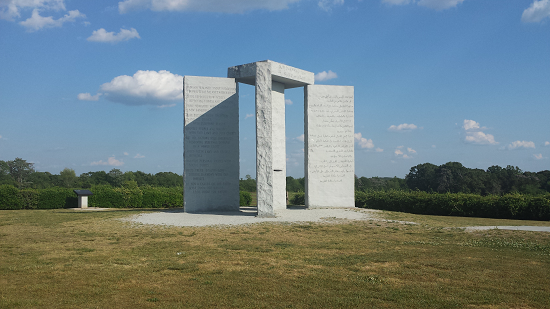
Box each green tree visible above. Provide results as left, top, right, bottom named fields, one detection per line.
left=405, top=163, right=438, bottom=192
left=27, top=172, right=53, bottom=189
left=7, top=157, right=35, bottom=188
left=0, top=160, right=15, bottom=185
left=239, top=175, right=256, bottom=192
left=108, top=169, right=124, bottom=187
left=58, top=168, right=77, bottom=188
left=154, top=172, right=183, bottom=187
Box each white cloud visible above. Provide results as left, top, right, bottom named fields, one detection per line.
left=506, top=140, right=536, bottom=150
left=314, top=70, right=338, bottom=82
left=19, top=8, right=84, bottom=31
left=522, top=0, right=550, bottom=23
left=376, top=148, right=383, bottom=152
left=534, top=153, right=544, bottom=160
left=382, top=0, right=464, bottom=10
left=382, top=0, right=411, bottom=5
left=465, top=131, right=498, bottom=145
left=463, top=119, right=480, bottom=131
left=87, top=28, right=140, bottom=43
left=395, top=149, right=403, bottom=156
left=318, top=0, right=344, bottom=11
left=77, top=92, right=101, bottom=101
left=354, top=132, right=374, bottom=149
left=388, top=123, right=417, bottom=132
left=407, top=147, right=416, bottom=153
left=118, top=0, right=301, bottom=14
left=417, top=0, right=464, bottom=10
left=296, top=134, right=305, bottom=142
left=245, top=113, right=254, bottom=119
left=0, top=135, right=2, bottom=139
left=462, top=119, right=498, bottom=145
left=123, top=152, right=129, bottom=156
left=545, top=141, right=550, bottom=146
left=285, top=99, right=293, bottom=105
left=96, top=70, right=183, bottom=106
left=91, top=156, right=124, bottom=167
left=134, top=153, right=145, bottom=159
left=1, top=0, right=66, bottom=21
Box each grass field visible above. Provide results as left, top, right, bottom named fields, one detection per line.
left=1, top=208, right=549, bottom=308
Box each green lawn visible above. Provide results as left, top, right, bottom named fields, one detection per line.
left=1, top=208, right=549, bottom=308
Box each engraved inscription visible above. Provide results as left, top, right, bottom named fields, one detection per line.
left=184, top=77, right=239, bottom=211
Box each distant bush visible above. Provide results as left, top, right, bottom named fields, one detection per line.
left=240, top=191, right=252, bottom=206
left=141, top=186, right=183, bottom=208
left=0, top=185, right=183, bottom=210
left=20, top=189, right=39, bottom=209
left=0, top=185, right=22, bottom=210
left=355, top=190, right=550, bottom=221
left=37, top=187, right=76, bottom=209
left=290, top=192, right=305, bottom=206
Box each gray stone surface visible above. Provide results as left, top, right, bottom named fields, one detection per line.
left=228, top=60, right=314, bottom=217
left=183, top=76, right=239, bottom=212
left=305, top=85, right=355, bottom=208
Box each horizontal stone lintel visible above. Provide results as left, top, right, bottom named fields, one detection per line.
left=228, top=60, right=314, bottom=89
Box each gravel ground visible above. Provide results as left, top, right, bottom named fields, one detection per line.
left=109, top=207, right=550, bottom=232
left=125, top=207, right=385, bottom=227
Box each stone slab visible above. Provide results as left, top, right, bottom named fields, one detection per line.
left=228, top=60, right=314, bottom=89
left=183, top=76, right=239, bottom=212
left=305, top=85, right=355, bottom=208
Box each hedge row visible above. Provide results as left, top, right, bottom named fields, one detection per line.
left=0, top=184, right=184, bottom=210
left=355, top=190, right=550, bottom=221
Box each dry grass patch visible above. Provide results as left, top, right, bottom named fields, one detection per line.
left=1, top=209, right=549, bottom=308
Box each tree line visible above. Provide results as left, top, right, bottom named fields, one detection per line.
left=0, top=158, right=183, bottom=189
left=3, top=157, right=549, bottom=195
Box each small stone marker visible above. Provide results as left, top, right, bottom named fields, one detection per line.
left=73, top=190, right=93, bottom=209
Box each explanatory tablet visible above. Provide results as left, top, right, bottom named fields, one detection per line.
left=184, top=76, right=239, bottom=212
left=305, top=85, right=354, bottom=208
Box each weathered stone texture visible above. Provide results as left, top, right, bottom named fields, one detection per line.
left=183, top=76, right=239, bottom=212
left=305, top=85, right=355, bottom=208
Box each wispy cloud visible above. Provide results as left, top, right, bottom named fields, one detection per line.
left=91, top=156, right=124, bottom=166
left=118, top=0, right=301, bottom=14
left=314, top=70, right=338, bottom=82
left=87, top=28, right=140, bottom=43
left=318, top=0, right=344, bottom=12
left=1, top=0, right=66, bottom=21
left=19, top=8, right=85, bottom=31
left=382, top=0, right=465, bottom=10
left=134, top=153, right=145, bottom=159
left=354, top=132, right=375, bottom=149
left=522, top=0, right=550, bottom=23
left=534, top=153, right=544, bottom=160
left=245, top=114, right=254, bottom=119
left=463, top=119, right=498, bottom=145
left=285, top=99, right=293, bottom=105
left=77, top=92, right=101, bottom=101
left=545, top=141, right=550, bottom=146
left=388, top=123, right=417, bottom=132
left=506, top=140, right=535, bottom=150
left=296, top=134, right=304, bottom=142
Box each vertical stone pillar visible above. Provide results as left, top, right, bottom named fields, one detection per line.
left=272, top=81, right=286, bottom=212
left=228, top=60, right=314, bottom=217
left=183, top=76, right=240, bottom=212
left=254, top=62, right=276, bottom=217
left=305, top=85, right=355, bottom=208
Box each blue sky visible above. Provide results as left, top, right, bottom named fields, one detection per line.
left=1, top=0, right=549, bottom=179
